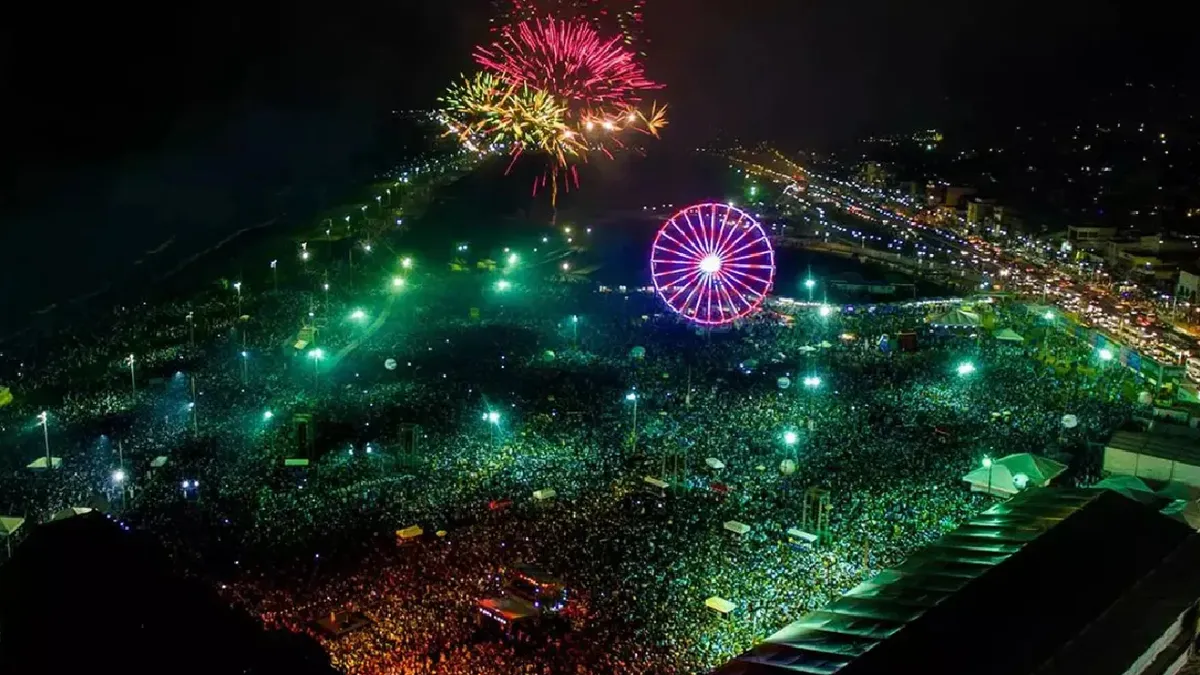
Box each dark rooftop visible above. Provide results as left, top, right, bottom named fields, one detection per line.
left=713, top=488, right=1200, bottom=675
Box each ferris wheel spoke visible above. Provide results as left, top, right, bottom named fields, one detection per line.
left=654, top=265, right=701, bottom=286
left=669, top=271, right=706, bottom=311
left=712, top=277, right=740, bottom=316
left=711, top=212, right=745, bottom=261
left=664, top=222, right=708, bottom=260
left=723, top=267, right=770, bottom=298
left=652, top=247, right=700, bottom=265
left=723, top=235, right=772, bottom=261
left=684, top=208, right=714, bottom=256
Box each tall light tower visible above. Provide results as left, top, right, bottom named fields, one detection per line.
left=37, top=411, right=51, bottom=469
left=126, top=354, right=136, bottom=395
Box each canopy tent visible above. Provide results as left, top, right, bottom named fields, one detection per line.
left=150, top=456, right=169, bottom=468
left=1162, top=500, right=1200, bottom=530
left=477, top=596, right=539, bottom=624
left=50, top=507, right=93, bottom=522
left=0, top=516, right=24, bottom=558
left=705, top=596, right=736, bottom=617
left=533, top=488, right=557, bottom=501
left=1158, top=481, right=1200, bottom=502
left=26, top=457, right=62, bottom=470
left=0, top=516, right=24, bottom=537
left=928, top=308, right=981, bottom=328
left=962, top=453, right=1066, bottom=497
left=395, top=525, right=423, bottom=540
left=723, top=521, right=751, bottom=535
left=705, top=457, right=726, bottom=470
left=643, top=476, right=669, bottom=489
left=1093, top=475, right=1158, bottom=504
left=993, top=327, right=1025, bottom=343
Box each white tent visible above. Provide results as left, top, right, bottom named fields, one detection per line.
left=723, top=521, right=751, bottom=535
left=705, top=458, right=726, bottom=470
left=50, top=507, right=93, bottom=521
left=962, top=453, right=1066, bottom=497
left=643, top=476, right=669, bottom=489
left=26, top=457, right=62, bottom=470
left=705, top=596, right=735, bottom=617
left=0, top=516, right=24, bottom=558
left=533, top=488, right=557, bottom=501
left=993, top=328, right=1024, bottom=343
left=0, top=516, right=23, bottom=536
left=929, top=309, right=981, bottom=328
left=1162, top=500, right=1200, bottom=530
left=1093, top=475, right=1157, bottom=504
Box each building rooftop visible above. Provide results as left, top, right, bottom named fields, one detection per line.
left=713, top=489, right=1200, bottom=675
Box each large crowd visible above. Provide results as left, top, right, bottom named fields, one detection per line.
left=0, top=172, right=1141, bottom=674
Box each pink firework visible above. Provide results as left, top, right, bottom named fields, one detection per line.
left=475, top=17, right=660, bottom=106
left=651, top=203, right=776, bottom=326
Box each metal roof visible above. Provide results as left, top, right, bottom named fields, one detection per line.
left=713, top=489, right=1199, bottom=675
left=1105, top=429, right=1200, bottom=466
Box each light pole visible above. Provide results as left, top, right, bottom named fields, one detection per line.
left=126, top=354, right=136, bottom=395
left=271, top=260, right=278, bottom=293
left=571, top=315, right=579, bottom=345
left=186, top=311, right=195, bottom=347
left=240, top=350, right=249, bottom=385
left=309, top=348, right=324, bottom=387
left=233, top=282, right=243, bottom=315
left=37, top=411, right=50, bottom=469
left=982, top=456, right=994, bottom=496
left=803, top=375, right=821, bottom=434
left=484, top=410, right=501, bottom=448
left=190, top=376, right=199, bottom=436
left=625, top=392, right=638, bottom=453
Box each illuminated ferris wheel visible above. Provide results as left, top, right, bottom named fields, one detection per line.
left=650, top=202, right=776, bottom=326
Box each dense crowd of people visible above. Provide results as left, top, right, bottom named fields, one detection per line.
left=0, top=182, right=1141, bottom=674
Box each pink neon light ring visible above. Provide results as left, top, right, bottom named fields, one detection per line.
left=650, top=202, right=776, bottom=326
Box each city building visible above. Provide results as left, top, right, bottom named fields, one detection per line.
left=712, top=489, right=1200, bottom=675
left=943, top=186, right=976, bottom=208
left=1067, top=225, right=1118, bottom=247
left=1178, top=269, right=1200, bottom=305
left=965, top=198, right=995, bottom=229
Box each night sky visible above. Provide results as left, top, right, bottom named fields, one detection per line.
left=0, top=0, right=1192, bottom=323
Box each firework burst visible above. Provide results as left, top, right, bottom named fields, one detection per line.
left=475, top=17, right=659, bottom=106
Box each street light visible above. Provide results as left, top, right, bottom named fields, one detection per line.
left=818, top=305, right=832, bottom=317
left=625, top=392, right=639, bottom=453
left=392, top=277, right=406, bottom=289
left=803, top=376, right=822, bottom=388
left=783, top=430, right=799, bottom=446
left=349, top=309, right=366, bottom=322
left=240, top=350, right=249, bottom=384
left=233, top=282, right=242, bottom=315
left=571, top=315, right=579, bottom=344
left=263, top=410, right=274, bottom=420
left=982, top=456, right=994, bottom=495
left=401, top=257, right=413, bottom=269
left=1098, top=348, right=1114, bottom=362
left=126, top=354, right=136, bottom=394
left=270, top=260, right=278, bottom=292
left=112, top=469, right=126, bottom=484
left=956, top=361, right=976, bottom=376
left=496, top=279, right=512, bottom=292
